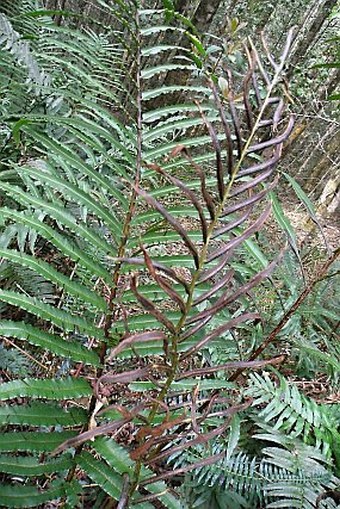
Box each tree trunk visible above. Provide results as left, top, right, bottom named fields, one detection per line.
left=54, top=0, right=66, bottom=26
left=175, top=0, right=222, bottom=33
left=190, top=0, right=223, bottom=34
left=287, top=0, right=338, bottom=78
left=149, top=0, right=223, bottom=109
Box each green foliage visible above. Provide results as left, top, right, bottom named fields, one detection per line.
left=175, top=373, right=339, bottom=508
left=0, top=343, right=34, bottom=376
left=0, top=480, right=80, bottom=509
left=246, top=371, right=339, bottom=462
left=0, top=1, right=338, bottom=508
left=271, top=252, right=340, bottom=381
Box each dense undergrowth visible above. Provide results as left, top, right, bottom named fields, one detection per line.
left=0, top=1, right=339, bottom=508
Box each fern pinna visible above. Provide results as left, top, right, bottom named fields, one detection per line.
left=0, top=1, right=305, bottom=507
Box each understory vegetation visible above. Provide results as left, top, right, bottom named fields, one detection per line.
left=0, top=1, right=339, bottom=508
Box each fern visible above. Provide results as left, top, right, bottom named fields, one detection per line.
left=268, top=251, right=340, bottom=381
left=1, top=1, right=335, bottom=508
left=0, top=343, right=34, bottom=376
left=169, top=371, right=340, bottom=508
left=245, top=371, right=339, bottom=459
left=175, top=427, right=337, bottom=509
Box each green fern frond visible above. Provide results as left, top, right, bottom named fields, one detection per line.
left=0, top=480, right=80, bottom=509
left=245, top=371, right=339, bottom=460
left=0, top=207, right=113, bottom=282
left=178, top=438, right=336, bottom=509
left=0, top=401, right=87, bottom=426
left=0, top=247, right=107, bottom=310
left=78, top=451, right=126, bottom=502
left=0, top=376, right=92, bottom=400
left=0, top=431, right=78, bottom=453
left=0, top=320, right=100, bottom=364
left=0, top=454, right=74, bottom=477
left=90, top=437, right=183, bottom=509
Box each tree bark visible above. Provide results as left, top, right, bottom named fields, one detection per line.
left=175, top=0, right=222, bottom=33
left=54, top=0, right=66, bottom=26
left=287, top=0, right=338, bottom=78
left=189, top=0, right=223, bottom=34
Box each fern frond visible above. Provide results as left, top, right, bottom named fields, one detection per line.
left=0, top=401, right=87, bottom=426
left=77, top=451, right=126, bottom=502
left=0, top=248, right=107, bottom=310
left=91, top=437, right=183, bottom=508
left=0, top=377, right=92, bottom=400
left=0, top=207, right=113, bottom=282
left=0, top=2, right=310, bottom=507
left=245, top=371, right=339, bottom=459
left=0, top=480, right=80, bottom=509
left=0, top=291, right=103, bottom=338
left=0, top=321, right=100, bottom=365
left=0, top=182, right=117, bottom=254
left=0, top=431, right=78, bottom=453
left=177, top=438, right=335, bottom=509
left=0, top=454, right=73, bottom=477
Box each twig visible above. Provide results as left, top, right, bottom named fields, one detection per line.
left=2, top=337, right=48, bottom=371
left=117, top=473, right=130, bottom=509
